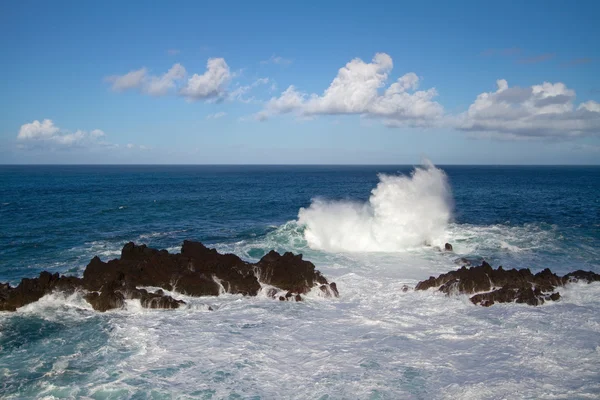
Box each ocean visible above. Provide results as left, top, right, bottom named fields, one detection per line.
left=0, top=164, right=599, bottom=399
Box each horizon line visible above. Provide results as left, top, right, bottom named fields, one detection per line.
left=1, top=163, right=599, bottom=167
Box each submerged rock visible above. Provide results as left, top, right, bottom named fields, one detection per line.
left=415, top=262, right=600, bottom=307
left=0, top=241, right=338, bottom=312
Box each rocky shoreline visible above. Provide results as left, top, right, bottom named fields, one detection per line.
left=2, top=240, right=599, bottom=312
left=0, top=240, right=339, bottom=312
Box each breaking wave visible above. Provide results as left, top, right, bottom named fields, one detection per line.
left=298, top=161, right=453, bottom=252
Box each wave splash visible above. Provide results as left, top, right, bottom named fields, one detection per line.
left=298, top=161, right=453, bottom=252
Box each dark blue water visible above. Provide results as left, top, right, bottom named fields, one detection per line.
left=1, top=165, right=599, bottom=283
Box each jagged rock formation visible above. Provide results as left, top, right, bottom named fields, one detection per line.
left=0, top=241, right=339, bottom=312
left=416, top=261, right=600, bottom=306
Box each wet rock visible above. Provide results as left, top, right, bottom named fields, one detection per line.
left=329, top=282, right=339, bottom=297
left=139, top=291, right=185, bottom=309
left=295, top=294, right=302, bottom=302
left=319, top=282, right=340, bottom=298
left=415, top=262, right=597, bottom=307
left=401, top=285, right=410, bottom=293
left=0, top=272, right=83, bottom=312
left=470, top=285, right=546, bottom=307
left=444, top=243, right=453, bottom=251
left=1, top=240, right=338, bottom=312
left=180, top=240, right=260, bottom=296
left=563, top=270, right=600, bottom=283
left=84, top=281, right=125, bottom=312
left=256, top=250, right=328, bottom=294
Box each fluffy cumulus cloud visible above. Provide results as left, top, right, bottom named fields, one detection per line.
left=107, top=59, right=233, bottom=101
left=17, top=119, right=60, bottom=140
left=179, top=58, right=231, bottom=100
left=257, top=53, right=444, bottom=126
left=15, top=120, right=146, bottom=150
left=102, top=52, right=600, bottom=141
left=458, top=79, right=600, bottom=139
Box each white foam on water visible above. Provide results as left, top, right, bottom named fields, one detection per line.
left=3, top=249, right=600, bottom=399
left=16, top=291, right=94, bottom=316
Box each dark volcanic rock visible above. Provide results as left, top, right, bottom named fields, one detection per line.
left=1, top=240, right=337, bottom=312
left=84, top=282, right=125, bottom=312
left=470, top=286, right=561, bottom=307
left=256, top=250, right=330, bottom=294
left=0, top=272, right=82, bottom=312
left=444, top=243, right=453, bottom=251
left=563, top=270, right=600, bottom=284
left=416, top=262, right=598, bottom=307
left=131, top=288, right=185, bottom=309
left=83, top=241, right=261, bottom=298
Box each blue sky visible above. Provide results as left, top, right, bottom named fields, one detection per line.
left=1, top=0, right=599, bottom=164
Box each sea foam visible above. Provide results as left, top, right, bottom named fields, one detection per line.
left=298, top=160, right=453, bottom=252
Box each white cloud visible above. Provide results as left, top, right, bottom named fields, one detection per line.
left=106, top=64, right=186, bottom=96
left=105, top=68, right=147, bottom=91
left=106, top=58, right=268, bottom=106
left=458, top=79, right=600, bottom=139
left=18, top=119, right=60, bottom=140
left=179, top=58, right=231, bottom=100
left=261, top=55, right=292, bottom=65
left=15, top=120, right=142, bottom=150
left=258, top=53, right=444, bottom=126
left=17, top=120, right=106, bottom=147
left=145, top=63, right=186, bottom=96
left=229, top=77, right=269, bottom=103
left=90, top=129, right=105, bottom=138
left=206, top=112, right=227, bottom=119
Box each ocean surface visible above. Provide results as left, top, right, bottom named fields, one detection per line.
left=0, top=164, right=599, bottom=399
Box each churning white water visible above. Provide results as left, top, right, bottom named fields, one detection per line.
left=298, top=161, right=452, bottom=252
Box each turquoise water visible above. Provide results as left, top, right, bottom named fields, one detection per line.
left=1, top=164, right=599, bottom=399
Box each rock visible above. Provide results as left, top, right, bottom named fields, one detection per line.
left=84, top=287, right=125, bottom=312
left=454, top=257, right=471, bottom=266
left=563, top=270, right=600, bottom=283
left=415, top=262, right=598, bottom=307
left=0, top=240, right=338, bottom=312
left=329, top=282, right=339, bottom=297
left=470, top=285, right=545, bottom=307
left=256, top=250, right=328, bottom=294
left=444, top=243, right=453, bottom=251
left=0, top=272, right=83, bottom=312
left=180, top=240, right=260, bottom=296
left=319, top=282, right=340, bottom=298
left=401, top=285, right=410, bottom=293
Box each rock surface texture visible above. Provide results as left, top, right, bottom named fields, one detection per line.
left=0, top=241, right=339, bottom=312
left=416, top=261, right=600, bottom=306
